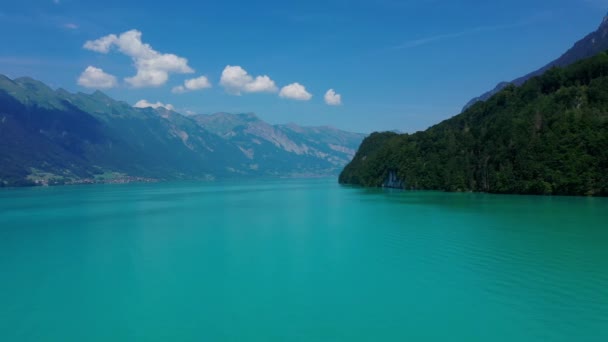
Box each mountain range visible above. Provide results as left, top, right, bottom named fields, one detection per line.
left=463, top=13, right=608, bottom=111
left=193, top=112, right=362, bottom=177
left=0, top=75, right=364, bottom=187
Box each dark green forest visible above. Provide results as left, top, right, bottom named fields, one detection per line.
left=340, top=52, right=608, bottom=196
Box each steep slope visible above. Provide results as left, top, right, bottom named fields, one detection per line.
left=463, top=13, right=608, bottom=111
left=0, top=75, right=364, bottom=186
left=0, top=76, right=248, bottom=186
left=193, top=113, right=365, bottom=176
left=340, top=52, right=608, bottom=196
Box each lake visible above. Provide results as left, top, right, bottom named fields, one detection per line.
left=1, top=178, right=607, bottom=341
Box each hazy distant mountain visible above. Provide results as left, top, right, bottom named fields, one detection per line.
left=0, top=75, right=364, bottom=186
left=463, top=13, right=608, bottom=111
left=193, top=112, right=365, bottom=176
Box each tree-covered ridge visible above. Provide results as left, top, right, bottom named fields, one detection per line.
left=340, top=52, right=608, bottom=196
left=462, top=13, right=608, bottom=111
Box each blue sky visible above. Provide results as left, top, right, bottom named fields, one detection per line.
left=0, top=0, right=606, bottom=133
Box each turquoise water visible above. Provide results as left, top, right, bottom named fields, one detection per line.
left=1, top=178, right=607, bottom=341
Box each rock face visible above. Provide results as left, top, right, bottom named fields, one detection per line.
left=383, top=170, right=403, bottom=189
left=0, top=75, right=365, bottom=186
left=463, top=13, right=608, bottom=111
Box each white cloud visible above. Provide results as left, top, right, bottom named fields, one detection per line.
left=245, top=75, right=277, bottom=93
left=83, top=34, right=117, bottom=53
left=185, top=76, right=212, bottom=90
left=279, top=83, right=312, bottom=101
left=171, top=86, right=187, bottom=94
left=219, top=65, right=278, bottom=95
left=83, top=29, right=194, bottom=87
left=64, top=23, right=78, bottom=30
left=77, top=66, right=117, bottom=89
left=172, top=86, right=186, bottom=94
left=133, top=100, right=175, bottom=111
left=172, top=75, right=212, bottom=93
left=324, top=89, right=342, bottom=105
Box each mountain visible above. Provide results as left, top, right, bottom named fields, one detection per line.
left=339, top=52, right=608, bottom=196
left=193, top=113, right=364, bottom=176
left=463, top=13, right=608, bottom=111
left=0, top=75, right=364, bottom=187
left=0, top=75, right=248, bottom=186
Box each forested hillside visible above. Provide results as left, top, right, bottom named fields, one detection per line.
left=340, top=52, right=608, bottom=196
left=463, top=13, right=608, bottom=111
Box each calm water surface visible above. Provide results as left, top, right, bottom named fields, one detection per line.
left=0, top=178, right=607, bottom=341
